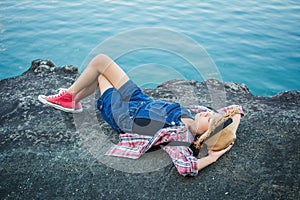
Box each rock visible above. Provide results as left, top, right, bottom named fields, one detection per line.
left=18, top=95, right=36, bottom=110
left=270, top=90, right=300, bottom=104
left=224, top=81, right=250, bottom=93
left=0, top=59, right=299, bottom=199
left=60, top=65, right=78, bottom=74
left=30, top=59, right=56, bottom=74
left=0, top=100, right=19, bottom=121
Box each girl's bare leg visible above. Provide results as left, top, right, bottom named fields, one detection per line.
left=98, top=74, right=113, bottom=95
left=73, top=81, right=99, bottom=101
left=67, top=54, right=129, bottom=99
left=75, top=73, right=114, bottom=103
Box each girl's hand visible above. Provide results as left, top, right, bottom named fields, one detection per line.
left=208, top=143, right=234, bottom=162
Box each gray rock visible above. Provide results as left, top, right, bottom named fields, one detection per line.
left=30, top=59, right=56, bottom=74
left=0, top=60, right=299, bottom=199
left=60, top=65, right=78, bottom=74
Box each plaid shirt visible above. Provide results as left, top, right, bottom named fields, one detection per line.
left=106, top=105, right=244, bottom=176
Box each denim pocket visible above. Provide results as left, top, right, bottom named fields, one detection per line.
left=129, top=101, right=148, bottom=118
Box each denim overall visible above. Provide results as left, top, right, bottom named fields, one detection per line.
left=96, top=80, right=193, bottom=135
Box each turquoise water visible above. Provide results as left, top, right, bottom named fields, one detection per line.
left=1, top=0, right=299, bottom=96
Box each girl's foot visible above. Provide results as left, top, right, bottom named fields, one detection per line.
left=38, top=89, right=83, bottom=113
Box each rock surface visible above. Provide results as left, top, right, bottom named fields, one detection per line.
left=0, top=60, right=299, bottom=199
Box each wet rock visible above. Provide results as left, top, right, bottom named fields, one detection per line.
left=270, top=90, right=300, bottom=104
left=60, top=65, right=78, bottom=74
left=0, top=100, right=19, bottom=121
left=30, top=59, right=56, bottom=74
left=0, top=59, right=299, bottom=199
left=18, top=95, right=36, bottom=110
left=224, top=82, right=250, bottom=93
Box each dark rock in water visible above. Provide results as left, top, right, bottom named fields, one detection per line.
left=0, top=60, right=299, bottom=199
left=30, top=59, right=56, bottom=74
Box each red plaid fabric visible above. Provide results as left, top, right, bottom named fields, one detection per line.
left=106, top=105, right=244, bottom=176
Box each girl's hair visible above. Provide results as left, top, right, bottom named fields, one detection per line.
left=190, top=107, right=240, bottom=155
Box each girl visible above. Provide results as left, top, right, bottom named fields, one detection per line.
left=38, top=54, right=243, bottom=176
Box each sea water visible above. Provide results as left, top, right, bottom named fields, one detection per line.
left=0, top=0, right=299, bottom=96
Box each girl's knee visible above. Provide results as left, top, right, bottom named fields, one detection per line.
left=94, top=54, right=112, bottom=65
left=90, top=53, right=114, bottom=72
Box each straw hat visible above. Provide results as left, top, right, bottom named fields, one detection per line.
left=194, top=107, right=240, bottom=151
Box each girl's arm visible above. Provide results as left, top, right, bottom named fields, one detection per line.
left=197, top=143, right=234, bottom=171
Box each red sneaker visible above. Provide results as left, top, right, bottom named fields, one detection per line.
left=38, top=89, right=83, bottom=113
